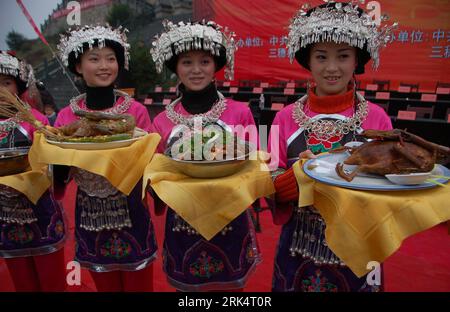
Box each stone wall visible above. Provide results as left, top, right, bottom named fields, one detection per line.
left=42, top=0, right=157, bottom=36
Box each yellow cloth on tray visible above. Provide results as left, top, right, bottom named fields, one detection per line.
left=29, top=132, right=161, bottom=195
left=143, top=152, right=275, bottom=240
left=0, top=169, right=51, bottom=204
left=293, top=159, right=450, bottom=277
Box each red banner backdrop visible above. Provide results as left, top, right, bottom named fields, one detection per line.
left=194, top=0, right=450, bottom=88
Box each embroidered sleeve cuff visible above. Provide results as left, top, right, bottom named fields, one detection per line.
left=274, top=167, right=299, bottom=203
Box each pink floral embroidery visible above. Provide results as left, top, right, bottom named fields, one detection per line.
left=7, top=225, right=34, bottom=244
left=100, top=232, right=132, bottom=259
left=189, top=251, right=224, bottom=278
left=301, top=269, right=338, bottom=292
left=307, top=133, right=342, bottom=153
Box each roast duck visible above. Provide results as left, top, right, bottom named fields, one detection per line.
left=0, top=87, right=136, bottom=143
left=333, top=129, right=450, bottom=182
left=48, top=110, right=136, bottom=142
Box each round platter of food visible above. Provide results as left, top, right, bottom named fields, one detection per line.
left=166, top=129, right=254, bottom=179
left=303, top=129, right=450, bottom=191
left=44, top=111, right=147, bottom=150
left=46, top=128, right=147, bottom=150
left=303, top=153, right=449, bottom=191
left=0, top=147, right=30, bottom=176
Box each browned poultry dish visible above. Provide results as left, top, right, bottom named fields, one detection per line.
left=0, top=87, right=137, bottom=143
left=50, top=110, right=136, bottom=142
left=334, top=129, right=450, bottom=182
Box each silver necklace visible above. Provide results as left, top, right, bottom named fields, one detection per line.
left=0, top=117, right=18, bottom=148
left=292, top=92, right=368, bottom=141
left=0, top=117, right=18, bottom=134
left=165, top=91, right=227, bottom=128
left=69, top=89, right=132, bottom=114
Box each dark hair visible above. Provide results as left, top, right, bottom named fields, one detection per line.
left=67, top=39, right=125, bottom=76
left=15, top=78, right=27, bottom=95
left=37, top=82, right=58, bottom=112
left=294, top=2, right=371, bottom=75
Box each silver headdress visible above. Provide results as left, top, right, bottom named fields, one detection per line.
left=57, top=25, right=130, bottom=70
left=0, top=51, right=35, bottom=88
left=150, top=20, right=237, bottom=80
left=287, top=1, right=398, bottom=71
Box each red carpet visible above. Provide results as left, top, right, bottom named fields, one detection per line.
left=1, top=181, right=449, bottom=292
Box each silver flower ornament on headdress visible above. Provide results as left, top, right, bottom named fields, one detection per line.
left=150, top=20, right=237, bottom=80
left=287, top=0, right=398, bottom=70
left=0, top=51, right=35, bottom=88
left=57, top=25, right=130, bottom=70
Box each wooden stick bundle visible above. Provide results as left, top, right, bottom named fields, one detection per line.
left=0, top=87, right=60, bottom=139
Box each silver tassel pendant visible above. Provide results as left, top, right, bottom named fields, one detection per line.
left=172, top=214, right=198, bottom=235
left=78, top=192, right=132, bottom=232
left=289, top=207, right=346, bottom=267
left=171, top=213, right=233, bottom=236
left=0, top=191, right=38, bottom=225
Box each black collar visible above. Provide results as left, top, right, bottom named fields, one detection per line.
left=179, top=83, right=219, bottom=114
left=85, top=85, right=115, bottom=110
